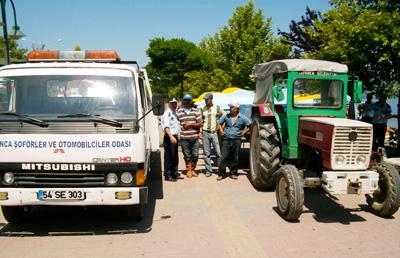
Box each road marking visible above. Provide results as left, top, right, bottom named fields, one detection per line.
left=197, top=176, right=267, bottom=258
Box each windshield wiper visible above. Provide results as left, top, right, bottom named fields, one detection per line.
left=0, top=111, right=49, bottom=128
left=57, top=113, right=123, bottom=128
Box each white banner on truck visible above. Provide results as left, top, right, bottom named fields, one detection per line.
left=0, top=134, right=144, bottom=163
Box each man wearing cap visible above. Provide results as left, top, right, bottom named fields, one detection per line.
left=161, top=98, right=181, bottom=181
left=217, top=103, right=251, bottom=180
left=200, top=92, right=225, bottom=177
left=177, top=94, right=203, bottom=178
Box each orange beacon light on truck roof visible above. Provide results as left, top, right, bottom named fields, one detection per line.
left=27, top=50, right=121, bottom=62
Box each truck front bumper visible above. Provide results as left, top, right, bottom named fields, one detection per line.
left=321, top=171, right=379, bottom=195
left=0, top=187, right=148, bottom=206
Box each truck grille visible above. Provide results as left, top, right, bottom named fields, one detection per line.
left=13, top=172, right=105, bottom=187
left=332, top=127, right=372, bottom=169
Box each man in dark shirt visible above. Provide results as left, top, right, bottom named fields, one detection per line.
left=217, top=103, right=251, bottom=180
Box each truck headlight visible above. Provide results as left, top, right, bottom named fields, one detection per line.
left=121, top=172, right=133, bottom=184
left=3, top=172, right=15, bottom=185
left=106, top=173, right=118, bottom=185
left=356, top=155, right=367, bottom=165
left=335, top=155, right=345, bottom=165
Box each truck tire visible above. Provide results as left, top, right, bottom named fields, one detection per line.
left=366, top=162, right=400, bottom=218
left=1, top=206, right=30, bottom=224
left=126, top=204, right=145, bottom=221
left=249, top=117, right=280, bottom=189
left=275, top=165, right=304, bottom=221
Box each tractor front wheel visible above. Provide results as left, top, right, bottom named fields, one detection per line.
left=276, top=165, right=304, bottom=221
left=366, top=162, right=400, bottom=218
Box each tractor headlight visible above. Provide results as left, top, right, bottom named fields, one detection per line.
left=106, top=173, right=118, bottom=185
left=121, top=172, right=133, bottom=184
left=356, top=155, right=367, bottom=165
left=3, top=172, right=15, bottom=185
left=335, top=155, right=345, bottom=165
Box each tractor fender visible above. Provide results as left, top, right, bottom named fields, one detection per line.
left=252, top=103, right=274, bottom=117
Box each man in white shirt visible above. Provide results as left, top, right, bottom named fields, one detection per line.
left=161, top=98, right=181, bottom=181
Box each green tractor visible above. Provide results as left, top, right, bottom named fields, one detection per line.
left=249, top=59, right=400, bottom=221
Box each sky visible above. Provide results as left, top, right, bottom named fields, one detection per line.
left=9, top=0, right=332, bottom=66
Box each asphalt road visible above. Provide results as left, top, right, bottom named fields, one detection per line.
left=1, top=146, right=400, bottom=258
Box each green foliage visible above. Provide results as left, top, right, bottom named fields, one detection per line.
left=145, top=1, right=291, bottom=99
left=200, top=1, right=290, bottom=88
left=184, top=68, right=232, bottom=97
left=146, top=37, right=212, bottom=98
left=0, top=38, right=27, bottom=62
left=278, top=7, right=323, bottom=57
left=286, top=0, right=400, bottom=97
left=74, top=45, right=82, bottom=51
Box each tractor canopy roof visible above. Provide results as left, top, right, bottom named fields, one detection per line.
left=252, top=59, right=348, bottom=104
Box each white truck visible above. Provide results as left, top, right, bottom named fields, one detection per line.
left=0, top=50, right=163, bottom=223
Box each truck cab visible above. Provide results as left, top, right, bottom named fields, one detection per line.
left=0, top=50, right=162, bottom=223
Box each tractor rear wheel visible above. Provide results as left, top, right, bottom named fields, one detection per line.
left=366, top=162, right=400, bottom=218
left=249, top=117, right=280, bottom=190
left=275, top=165, right=304, bottom=221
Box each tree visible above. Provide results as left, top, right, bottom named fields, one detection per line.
left=282, top=0, right=400, bottom=152
left=146, top=37, right=212, bottom=98
left=278, top=7, right=323, bottom=57
left=200, top=0, right=290, bottom=88
left=306, top=0, right=399, bottom=95
left=184, top=68, right=232, bottom=97
left=0, top=38, right=27, bottom=63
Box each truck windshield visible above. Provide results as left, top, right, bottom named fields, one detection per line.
left=6, top=75, right=137, bottom=118
left=293, top=79, right=343, bottom=109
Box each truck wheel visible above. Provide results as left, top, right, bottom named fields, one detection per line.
left=126, top=204, right=145, bottom=221
left=275, top=165, right=304, bottom=221
left=1, top=206, right=30, bottom=224
left=249, top=117, right=280, bottom=189
left=366, top=162, right=400, bottom=218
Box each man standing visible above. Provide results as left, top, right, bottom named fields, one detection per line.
left=177, top=94, right=203, bottom=178
left=161, top=98, right=181, bottom=181
left=200, top=93, right=225, bottom=177
left=217, top=103, right=251, bottom=180
left=371, top=96, right=392, bottom=151
left=358, top=93, right=374, bottom=123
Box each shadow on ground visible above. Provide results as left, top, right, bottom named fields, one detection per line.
left=0, top=152, right=165, bottom=237
left=302, top=188, right=367, bottom=224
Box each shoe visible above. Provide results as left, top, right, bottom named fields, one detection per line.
left=165, top=177, right=177, bottom=182
left=186, top=162, right=193, bottom=178
left=205, top=171, right=212, bottom=177
left=172, top=174, right=183, bottom=180
left=230, top=174, right=238, bottom=180
left=217, top=175, right=223, bottom=181
left=191, top=162, right=198, bottom=177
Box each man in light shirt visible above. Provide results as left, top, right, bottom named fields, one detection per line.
left=161, top=98, right=181, bottom=181
left=200, top=93, right=225, bottom=177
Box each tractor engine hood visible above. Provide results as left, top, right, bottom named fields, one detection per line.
left=298, top=117, right=373, bottom=170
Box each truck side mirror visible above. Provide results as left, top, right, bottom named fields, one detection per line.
left=272, top=85, right=284, bottom=102
left=353, top=80, right=363, bottom=103
left=152, top=95, right=164, bottom=116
